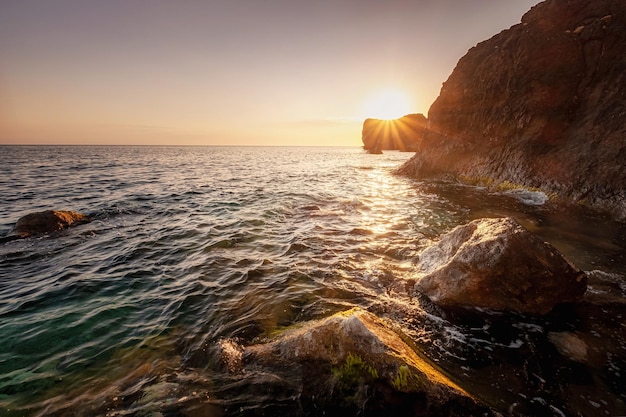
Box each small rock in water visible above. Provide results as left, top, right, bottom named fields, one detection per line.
left=9, top=210, right=90, bottom=239
left=548, top=332, right=588, bottom=362
left=414, top=217, right=587, bottom=315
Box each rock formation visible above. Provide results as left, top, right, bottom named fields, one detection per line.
left=362, top=113, right=428, bottom=152
left=7, top=210, right=90, bottom=239
left=414, top=217, right=587, bottom=315
left=396, top=0, right=626, bottom=220
left=223, top=308, right=494, bottom=416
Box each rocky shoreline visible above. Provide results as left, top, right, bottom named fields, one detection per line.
left=7, top=208, right=623, bottom=415
left=366, top=0, right=626, bottom=221
left=5, top=0, right=625, bottom=413
left=351, top=0, right=625, bottom=413
left=205, top=217, right=623, bottom=416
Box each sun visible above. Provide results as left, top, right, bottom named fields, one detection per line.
left=363, top=88, right=413, bottom=120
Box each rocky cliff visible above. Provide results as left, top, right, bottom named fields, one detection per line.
left=362, top=113, right=428, bottom=152
left=396, top=0, right=626, bottom=220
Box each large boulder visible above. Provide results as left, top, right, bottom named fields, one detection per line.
left=414, top=217, right=587, bottom=315
left=220, top=308, right=493, bottom=416
left=362, top=113, right=428, bottom=152
left=397, top=0, right=626, bottom=220
left=9, top=210, right=89, bottom=239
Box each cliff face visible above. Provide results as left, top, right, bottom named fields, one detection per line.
left=362, top=113, right=428, bottom=152
left=397, top=0, right=626, bottom=219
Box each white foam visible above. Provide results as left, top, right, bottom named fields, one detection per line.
left=549, top=405, right=567, bottom=417
left=504, top=189, right=549, bottom=205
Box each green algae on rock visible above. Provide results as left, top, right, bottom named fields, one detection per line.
left=236, top=308, right=494, bottom=416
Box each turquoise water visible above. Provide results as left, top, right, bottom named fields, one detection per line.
left=0, top=146, right=624, bottom=416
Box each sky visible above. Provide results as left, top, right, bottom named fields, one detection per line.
left=0, top=0, right=540, bottom=147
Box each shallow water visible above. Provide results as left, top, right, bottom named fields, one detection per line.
left=0, top=146, right=624, bottom=416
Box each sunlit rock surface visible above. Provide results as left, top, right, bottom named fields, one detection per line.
left=397, top=0, right=626, bottom=220
left=219, top=308, right=494, bottom=416
left=549, top=331, right=589, bottom=362
left=8, top=210, right=90, bottom=239
left=362, top=113, right=428, bottom=152
left=415, top=217, right=587, bottom=315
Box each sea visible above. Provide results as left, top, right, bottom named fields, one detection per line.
left=1, top=145, right=625, bottom=416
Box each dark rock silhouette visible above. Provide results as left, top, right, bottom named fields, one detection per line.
left=396, top=0, right=626, bottom=220
left=6, top=210, right=90, bottom=240
left=362, top=113, right=428, bottom=152
left=415, top=217, right=587, bottom=315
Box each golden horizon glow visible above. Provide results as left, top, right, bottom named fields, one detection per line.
left=0, top=2, right=540, bottom=146
left=363, top=88, right=413, bottom=121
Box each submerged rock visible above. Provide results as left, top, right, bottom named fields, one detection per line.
left=8, top=210, right=90, bottom=239
left=224, top=308, right=493, bottom=416
left=415, top=217, right=587, bottom=315
left=396, top=0, right=626, bottom=220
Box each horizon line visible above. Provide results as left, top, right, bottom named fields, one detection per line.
left=0, top=143, right=368, bottom=148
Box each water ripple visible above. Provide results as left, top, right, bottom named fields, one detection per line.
left=0, top=146, right=624, bottom=415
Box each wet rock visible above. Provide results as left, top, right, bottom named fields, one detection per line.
left=415, top=217, right=587, bottom=315
left=549, top=331, right=588, bottom=362
left=396, top=0, right=626, bottom=220
left=230, top=308, right=494, bottom=416
left=8, top=210, right=90, bottom=239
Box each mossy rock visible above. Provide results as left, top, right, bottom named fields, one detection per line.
left=235, top=308, right=495, bottom=416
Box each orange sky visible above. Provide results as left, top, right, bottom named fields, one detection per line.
left=0, top=1, right=539, bottom=146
